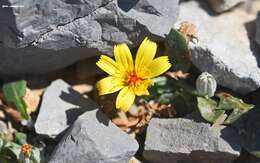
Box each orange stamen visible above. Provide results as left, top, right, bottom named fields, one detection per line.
left=128, top=72, right=141, bottom=85
left=21, top=144, right=32, bottom=157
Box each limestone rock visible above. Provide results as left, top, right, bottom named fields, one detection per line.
left=143, top=118, right=241, bottom=163
left=177, top=1, right=260, bottom=94
left=0, top=0, right=179, bottom=75
left=49, top=109, right=139, bottom=163
left=35, top=79, right=97, bottom=138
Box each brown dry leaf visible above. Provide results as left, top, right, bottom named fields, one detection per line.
left=5, top=107, right=23, bottom=122
left=112, top=117, right=128, bottom=126
left=23, top=88, right=40, bottom=114
left=152, top=104, right=177, bottom=118
left=135, top=102, right=176, bottom=129
left=179, top=21, right=198, bottom=43
left=1, top=98, right=21, bottom=122
left=0, top=99, right=4, bottom=119
left=112, top=101, right=177, bottom=134
left=166, top=70, right=190, bottom=80
left=0, top=110, right=5, bottom=120
left=126, top=117, right=140, bottom=127
left=128, top=157, right=141, bottom=163
left=128, top=105, right=139, bottom=117
left=0, top=88, right=40, bottom=122
left=72, top=83, right=94, bottom=94
left=31, top=88, right=45, bottom=97
left=101, top=93, right=177, bottom=134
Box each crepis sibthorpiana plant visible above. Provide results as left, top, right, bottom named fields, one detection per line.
left=95, top=22, right=259, bottom=158
left=0, top=132, right=40, bottom=163
left=195, top=72, right=260, bottom=158
left=96, top=37, right=172, bottom=112
left=195, top=72, right=254, bottom=125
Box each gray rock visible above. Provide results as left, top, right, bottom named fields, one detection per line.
left=185, top=110, right=206, bottom=123
left=0, top=0, right=179, bottom=75
left=232, top=108, right=260, bottom=161
left=177, top=1, right=260, bottom=94
left=143, top=118, right=241, bottom=163
left=35, top=79, right=96, bottom=138
left=49, top=109, right=139, bottom=163
left=208, top=0, right=245, bottom=13
left=256, top=12, right=260, bottom=47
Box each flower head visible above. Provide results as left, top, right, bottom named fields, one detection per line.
left=21, top=144, right=32, bottom=157
left=96, top=37, right=171, bottom=112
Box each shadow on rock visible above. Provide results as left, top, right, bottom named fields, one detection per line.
left=220, top=126, right=242, bottom=152
left=179, top=0, right=218, bottom=16
left=244, top=19, right=260, bottom=68
left=0, top=0, right=20, bottom=47
left=60, top=87, right=109, bottom=126
left=231, top=108, right=260, bottom=161
left=117, top=0, right=139, bottom=12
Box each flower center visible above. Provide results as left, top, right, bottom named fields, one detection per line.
left=128, top=72, right=141, bottom=85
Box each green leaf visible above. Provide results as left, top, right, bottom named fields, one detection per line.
left=216, top=92, right=254, bottom=124
left=197, top=97, right=225, bottom=123
left=3, top=80, right=29, bottom=120
left=0, top=157, right=14, bottom=163
left=197, top=93, right=254, bottom=124
left=166, top=28, right=189, bottom=55
left=3, top=81, right=26, bottom=99
left=165, top=28, right=190, bottom=71
left=216, top=93, right=254, bottom=111
left=153, top=77, right=168, bottom=86
left=31, top=148, right=41, bottom=163
left=15, top=133, right=27, bottom=145
left=4, top=141, right=22, bottom=160
left=158, top=93, right=173, bottom=104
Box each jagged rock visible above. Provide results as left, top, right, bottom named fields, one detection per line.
left=35, top=79, right=96, bottom=138
left=177, top=0, right=260, bottom=94
left=208, top=0, right=245, bottom=13
left=0, top=0, right=179, bottom=75
left=143, top=118, right=241, bottom=163
left=232, top=108, right=260, bottom=160
left=256, top=12, right=260, bottom=47
left=49, top=109, right=139, bottom=163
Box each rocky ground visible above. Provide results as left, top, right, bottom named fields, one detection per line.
left=0, top=0, right=260, bottom=163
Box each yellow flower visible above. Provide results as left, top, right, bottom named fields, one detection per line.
left=96, top=37, right=172, bottom=112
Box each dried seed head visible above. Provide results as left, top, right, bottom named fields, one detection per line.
left=179, top=21, right=198, bottom=43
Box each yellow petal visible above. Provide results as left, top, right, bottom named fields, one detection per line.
left=96, top=55, right=119, bottom=76
left=116, top=87, right=135, bottom=112
left=135, top=37, right=157, bottom=74
left=133, top=79, right=153, bottom=96
left=114, top=44, right=134, bottom=74
left=96, top=76, right=125, bottom=95
left=146, top=56, right=171, bottom=78
left=135, top=89, right=149, bottom=96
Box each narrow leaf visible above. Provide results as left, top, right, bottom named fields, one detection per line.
left=3, top=81, right=29, bottom=120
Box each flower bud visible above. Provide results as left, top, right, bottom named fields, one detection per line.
left=196, top=72, right=217, bottom=97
